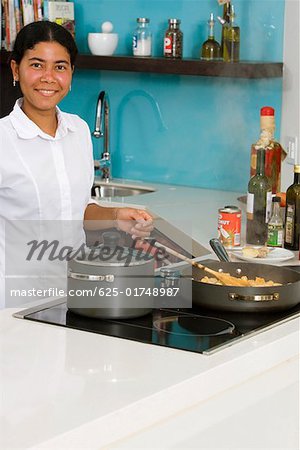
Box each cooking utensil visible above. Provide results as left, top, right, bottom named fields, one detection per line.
left=209, top=238, right=231, bottom=262
left=67, top=232, right=154, bottom=319
left=154, top=241, right=249, bottom=286
left=187, top=261, right=300, bottom=312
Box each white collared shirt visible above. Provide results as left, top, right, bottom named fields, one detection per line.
left=0, top=99, right=96, bottom=307
left=0, top=98, right=94, bottom=221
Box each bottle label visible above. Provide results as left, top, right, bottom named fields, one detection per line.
left=285, top=204, right=295, bottom=244
left=247, top=191, right=272, bottom=222
left=164, top=36, right=173, bottom=54
left=133, top=35, right=137, bottom=50
left=246, top=192, right=254, bottom=220
left=267, top=225, right=283, bottom=247
left=265, top=191, right=272, bottom=223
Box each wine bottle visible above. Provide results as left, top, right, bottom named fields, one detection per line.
left=246, top=148, right=272, bottom=245
left=250, top=106, right=284, bottom=194
left=201, top=13, right=221, bottom=60
left=284, top=164, right=300, bottom=251
left=223, top=4, right=240, bottom=62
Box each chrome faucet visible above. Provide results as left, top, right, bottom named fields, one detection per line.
left=93, top=91, right=111, bottom=181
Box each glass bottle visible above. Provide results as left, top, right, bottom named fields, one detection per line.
left=132, top=18, right=152, bottom=57
left=246, top=148, right=272, bottom=245
left=201, top=13, right=221, bottom=60
left=267, top=196, right=284, bottom=247
left=164, top=19, right=183, bottom=59
left=250, top=107, right=284, bottom=194
left=220, top=2, right=231, bottom=56
left=284, top=164, right=300, bottom=251
left=223, top=4, right=240, bottom=62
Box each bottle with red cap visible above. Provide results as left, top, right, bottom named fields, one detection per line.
left=250, top=106, right=285, bottom=194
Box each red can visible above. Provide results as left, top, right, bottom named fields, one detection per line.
left=218, top=206, right=241, bottom=248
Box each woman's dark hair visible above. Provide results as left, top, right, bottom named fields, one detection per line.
left=10, top=21, right=78, bottom=66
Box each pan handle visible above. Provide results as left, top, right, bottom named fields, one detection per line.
left=209, top=238, right=230, bottom=262
left=228, top=292, right=280, bottom=302
left=68, top=270, right=115, bottom=282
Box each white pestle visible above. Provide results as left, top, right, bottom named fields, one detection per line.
left=101, top=21, right=114, bottom=33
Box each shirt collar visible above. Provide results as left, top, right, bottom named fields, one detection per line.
left=9, top=98, right=76, bottom=140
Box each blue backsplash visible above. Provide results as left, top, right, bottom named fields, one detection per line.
left=60, top=0, right=285, bottom=193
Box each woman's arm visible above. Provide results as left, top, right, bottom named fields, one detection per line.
left=84, top=204, right=154, bottom=238
left=84, top=203, right=117, bottom=230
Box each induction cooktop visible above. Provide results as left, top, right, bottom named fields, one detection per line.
left=14, top=268, right=300, bottom=355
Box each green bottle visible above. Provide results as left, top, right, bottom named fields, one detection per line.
left=223, top=4, right=240, bottom=62
left=220, top=2, right=231, bottom=56
left=267, top=196, right=284, bottom=247
left=284, top=164, right=300, bottom=250
left=246, top=148, right=272, bottom=245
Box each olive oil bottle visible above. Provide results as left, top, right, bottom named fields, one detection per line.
left=220, top=2, right=231, bottom=56
left=246, top=148, right=272, bottom=245
left=201, top=13, right=221, bottom=60
left=284, top=164, right=300, bottom=250
left=223, top=4, right=240, bottom=62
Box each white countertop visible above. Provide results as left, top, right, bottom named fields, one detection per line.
left=1, top=180, right=299, bottom=449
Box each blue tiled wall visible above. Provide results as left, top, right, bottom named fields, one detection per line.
left=61, top=0, right=285, bottom=192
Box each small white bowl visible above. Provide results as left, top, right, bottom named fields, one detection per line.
left=88, top=33, right=118, bottom=56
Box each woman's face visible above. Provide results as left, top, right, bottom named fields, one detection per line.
left=11, top=41, right=73, bottom=115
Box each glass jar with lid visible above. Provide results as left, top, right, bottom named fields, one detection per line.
left=163, top=18, right=183, bottom=59
left=132, top=17, right=152, bottom=57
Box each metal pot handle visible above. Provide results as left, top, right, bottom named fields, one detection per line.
left=68, top=270, right=114, bottom=282
left=228, top=292, right=280, bottom=302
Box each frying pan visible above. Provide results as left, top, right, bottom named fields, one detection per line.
left=154, top=239, right=300, bottom=313
left=186, top=261, right=300, bottom=312
left=181, top=238, right=300, bottom=313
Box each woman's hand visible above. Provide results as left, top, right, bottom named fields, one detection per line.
left=84, top=204, right=153, bottom=236
left=116, top=208, right=154, bottom=239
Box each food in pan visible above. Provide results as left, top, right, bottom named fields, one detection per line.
left=200, top=274, right=282, bottom=287
left=242, top=246, right=270, bottom=258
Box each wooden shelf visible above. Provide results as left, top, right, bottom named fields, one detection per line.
left=0, top=50, right=283, bottom=79
left=76, top=54, right=283, bottom=79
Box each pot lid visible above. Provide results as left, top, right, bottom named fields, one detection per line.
left=73, top=231, right=153, bottom=267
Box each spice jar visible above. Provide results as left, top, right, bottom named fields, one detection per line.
left=164, top=19, right=183, bottom=59
left=132, top=18, right=152, bottom=57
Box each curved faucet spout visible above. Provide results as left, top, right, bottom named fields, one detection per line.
left=93, top=91, right=105, bottom=138
left=92, top=91, right=111, bottom=181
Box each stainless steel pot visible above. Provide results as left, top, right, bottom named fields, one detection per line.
left=182, top=262, right=300, bottom=313
left=67, top=232, right=154, bottom=319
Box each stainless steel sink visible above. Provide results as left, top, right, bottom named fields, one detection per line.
left=92, top=181, right=155, bottom=198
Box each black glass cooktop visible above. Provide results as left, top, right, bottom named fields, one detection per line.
left=15, top=271, right=300, bottom=355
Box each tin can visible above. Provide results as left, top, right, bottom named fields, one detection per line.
left=218, top=206, right=241, bottom=248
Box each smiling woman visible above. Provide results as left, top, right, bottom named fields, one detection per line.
left=0, top=21, right=153, bottom=308
left=10, top=41, right=73, bottom=136
left=10, top=21, right=76, bottom=136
